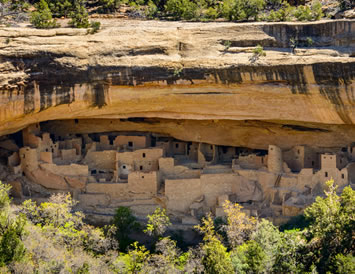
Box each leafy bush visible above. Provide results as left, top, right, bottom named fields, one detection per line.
left=294, top=1, right=323, bottom=21
left=273, top=229, right=306, bottom=273
left=266, top=1, right=294, bottom=21
left=113, top=206, right=140, bottom=251
left=165, top=0, right=198, bottom=20
left=231, top=240, right=267, bottom=273
left=21, top=193, right=116, bottom=254
left=46, top=0, right=74, bottom=17
left=87, top=21, right=101, bottom=34
left=196, top=214, right=234, bottom=273
left=97, top=0, right=122, bottom=13
left=68, top=1, right=90, bottom=28
left=303, top=179, right=355, bottom=272
left=144, top=207, right=171, bottom=238
left=0, top=182, right=26, bottom=267
left=221, top=0, right=266, bottom=21
left=30, top=0, right=58, bottom=28
left=222, top=200, right=257, bottom=248
left=251, top=219, right=281, bottom=272
left=253, top=44, right=266, bottom=56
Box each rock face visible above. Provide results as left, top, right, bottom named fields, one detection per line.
left=0, top=19, right=354, bottom=149
left=0, top=19, right=355, bottom=225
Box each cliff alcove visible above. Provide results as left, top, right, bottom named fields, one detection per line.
left=0, top=19, right=354, bottom=225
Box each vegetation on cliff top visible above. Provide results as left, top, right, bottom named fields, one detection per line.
left=0, top=0, right=353, bottom=29
left=0, top=179, right=354, bottom=273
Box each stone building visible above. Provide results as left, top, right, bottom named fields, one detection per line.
left=4, top=123, right=355, bottom=225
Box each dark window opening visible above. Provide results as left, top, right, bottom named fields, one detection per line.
left=140, top=166, right=143, bottom=170
left=46, top=149, right=48, bottom=152
left=325, top=172, right=328, bottom=177
left=210, top=145, right=213, bottom=150
left=342, top=174, right=345, bottom=179
left=312, top=161, right=314, bottom=166
left=91, top=170, right=97, bottom=175
left=142, top=176, right=144, bottom=179
left=52, top=149, right=54, bottom=153
left=122, top=165, right=126, bottom=169
left=74, top=119, right=78, bottom=124
left=128, top=141, right=133, bottom=147
left=175, top=143, right=179, bottom=148
left=143, top=153, right=146, bottom=158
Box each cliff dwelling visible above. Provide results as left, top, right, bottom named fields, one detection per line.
left=1, top=120, right=354, bottom=226
left=0, top=19, right=354, bottom=226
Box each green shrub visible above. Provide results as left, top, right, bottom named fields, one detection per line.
left=251, top=219, right=281, bottom=272
left=98, top=0, right=122, bottom=13
left=231, top=240, right=267, bottom=273
left=68, top=1, right=90, bottom=28
left=196, top=215, right=234, bottom=274
left=294, top=5, right=313, bottom=21
left=266, top=1, right=294, bottom=21
left=87, top=21, right=101, bottom=34
left=165, top=0, right=198, bottom=20
left=0, top=182, right=26, bottom=267
left=221, top=0, right=265, bottom=21
left=30, top=0, right=58, bottom=29
left=145, top=0, right=158, bottom=18
left=113, top=206, right=140, bottom=251
left=45, top=0, right=79, bottom=17
left=253, top=44, right=266, bottom=56
left=243, top=0, right=266, bottom=20
left=304, top=179, right=355, bottom=272
left=273, top=229, right=306, bottom=273
left=144, top=207, right=171, bottom=238
left=294, top=1, right=323, bottom=21
left=332, top=254, right=355, bottom=274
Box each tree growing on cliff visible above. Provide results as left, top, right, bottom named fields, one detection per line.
left=68, top=0, right=90, bottom=28
left=30, top=0, right=58, bottom=28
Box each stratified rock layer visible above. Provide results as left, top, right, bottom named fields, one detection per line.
left=0, top=19, right=355, bottom=149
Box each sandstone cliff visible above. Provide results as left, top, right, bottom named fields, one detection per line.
left=0, top=19, right=354, bottom=149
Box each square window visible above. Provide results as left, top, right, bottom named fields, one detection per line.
left=128, top=141, right=133, bottom=147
